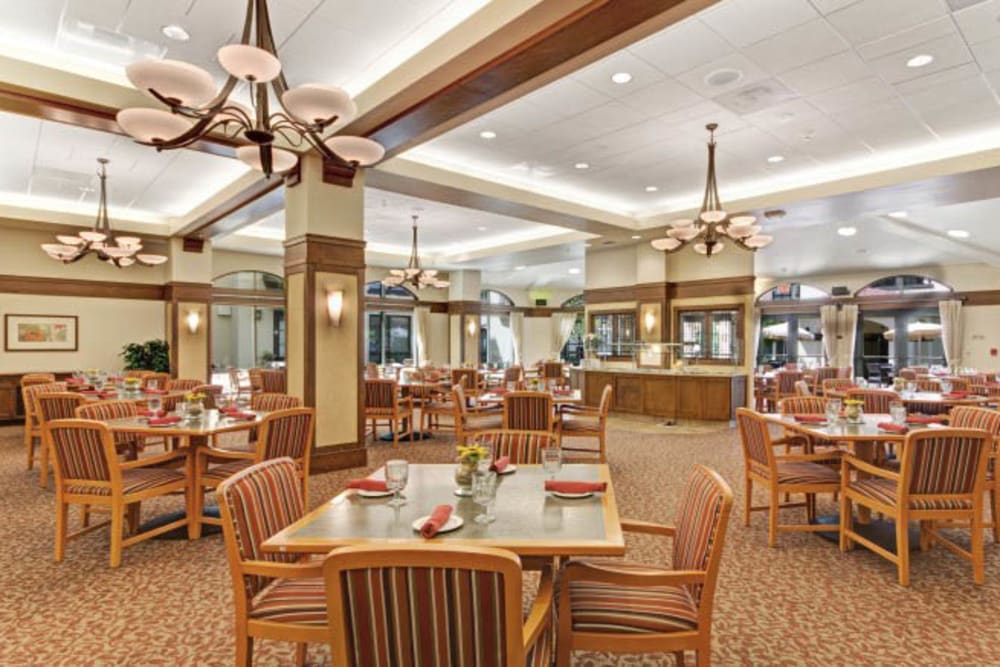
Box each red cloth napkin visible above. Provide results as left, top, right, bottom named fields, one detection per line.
left=66, top=378, right=84, bottom=385
left=145, top=388, right=167, bottom=395
left=220, top=406, right=240, bottom=415
left=490, top=456, right=510, bottom=473
left=346, top=478, right=389, bottom=492
left=942, top=391, right=969, bottom=399
left=80, top=389, right=100, bottom=395
left=139, top=409, right=165, bottom=418
left=148, top=416, right=181, bottom=426
left=545, top=480, right=607, bottom=494
left=420, top=505, right=454, bottom=538
left=793, top=414, right=826, bottom=423
left=554, top=388, right=573, bottom=396
left=877, top=422, right=908, bottom=433
left=107, top=376, right=122, bottom=383
left=907, top=415, right=946, bottom=424
left=99, top=391, right=117, bottom=399
left=492, top=388, right=508, bottom=394
left=225, top=411, right=256, bottom=421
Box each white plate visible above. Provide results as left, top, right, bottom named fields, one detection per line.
left=495, top=464, right=517, bottom=475
left=412, top=514, right=463, bottom=534
left=357, top=488, right=393, bottom=498
left=551, top=491, right=594, bottom=499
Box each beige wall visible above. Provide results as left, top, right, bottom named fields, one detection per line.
left=665, top=245, right=754, bottom=282
left=314, top=271, right=360, bottom=446
left=586, top=245, right=638, bottom=289
left=213, top=249, right=284, bottom=278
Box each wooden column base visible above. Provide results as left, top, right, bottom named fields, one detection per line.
left=311, top=443, right=368, bottom=473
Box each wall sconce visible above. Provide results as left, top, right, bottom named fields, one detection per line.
left=185, top=310, right=201, bottom=334
left=326, top=290, right=344, bottom=327
left=643, top=310, right=657, bottom=335
left=466, top=318, right=477, bottom=337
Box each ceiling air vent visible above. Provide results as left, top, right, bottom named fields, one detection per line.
left=714, top=79, right=798, bottom=115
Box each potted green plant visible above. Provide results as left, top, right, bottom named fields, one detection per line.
left=120, top=339, right=170, bottom=373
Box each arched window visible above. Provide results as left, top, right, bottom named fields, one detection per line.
left=560, top=295, right=585, bottom=364
left=211, top=271, right=286, bottom=376
left=855, top=275, right=952, bottom=298
left=365, top=281, right=417, bottom=300
left=213, top=270, right=284, bottom=292
left=478, top=290, right=515, bottom=367
left=480, top=289, right=515, bottom=307
left=561, top=294, right=585, bottom=309
left=756, top=283, right=828, bottom=302
left=364, top=281, right=416, bottom=364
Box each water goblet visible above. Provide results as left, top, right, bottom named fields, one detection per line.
left=826, top=398, right=843, bottom=422
left=889, top=401, right=906, bottom=425
left=477, top=442, right=494, bottom=472
left=473, top=471, right=498, bottom=524
left=385, top=459, right=409, bottom=508
left=940, top=380, right=953, bottom=395
left=542, top=446, right=562, bottom=479
left=147, top=395, right=162, bottom=414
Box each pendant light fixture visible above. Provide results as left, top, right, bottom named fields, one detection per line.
left=382, top=215, right=449, bottom=290
left=650, top=123, right=773, bottom=257
left=40, top=159, right=168, bottom=268
left=117, top=0, right=384, bottom=177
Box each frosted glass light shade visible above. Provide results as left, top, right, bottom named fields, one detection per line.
left=126, top=59, right=217, bottom=107
left=117, top=108, right=191, bottom=143
left=282, top=84, right=356, bottom=125
left=79, top=231, right=107, bottom=242
left=102, top=246, right=136, bottom=258
left=218, top=44, right=281, bottom=82
left=118, top=257, right=136, bottom=267
left=42, top=243, right=79, bottom=256
left=668, top=227, right=700, bottom=241
left=744, top=234, right=773, bottom=248
left=235, top=146, right=299, bottom=173
left=136, top=254, right=168, bottom=265
left=694, top=242, right=724, bottom=255
left=729, top=214, right=756, bottom=226
left=116, top=236, right=142, bottom=248
left=650, top=237, right=681, bottom=251
left=56, top=235, right=83, bottom=245
left=669, top=218, right=694, bottom=228
left=700, top=209, right=726, bottom=223
left=727, top=223, right=753, bottom=238
left=324, top=136, right=385, bottom=166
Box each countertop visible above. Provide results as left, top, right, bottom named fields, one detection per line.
left=568, top=366, right=746, bottom=377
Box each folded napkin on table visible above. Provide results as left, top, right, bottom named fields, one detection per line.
left=906, top=415, right=946, bottom=424
left=545, top=480, right=607, bottom=494
left=345, top=478, right=389, bottom=492
left=793, top=414, right=827, bottom=423
left=80, top=389, right=100, bottom=395
left=138, top=409, right=165, bottom=418
left=219, top=406, right=241, bottom=415
left=492, top=388, right=508, bottom=394
left=66, top=378, right=84, bottom=385
left=99, top=391, right=117, bottom=399
left=876, top=422, right=908, bottom=434
left=224, top=411, right=256, bottom=421
left=554, top=388, right=573, bottom=396
left=148, top=416, right=182, bottom=426
left=490, top=456, right=510, bottom=473
left=145, top=388, right=167, bottom=395
left=420, top=505, right=454, bottom=538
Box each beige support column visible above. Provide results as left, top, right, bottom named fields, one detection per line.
left=284, top=155, right=366, bottom=471
left=447, top=270, right=481, bottom=367
left=165, top=238, right=212, bottom=381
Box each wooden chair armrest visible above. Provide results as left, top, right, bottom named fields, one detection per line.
left=240, top=559, right=324, bottom=579
left=776, top=451, right=843, bottom=462
left=200, top=447, right=256, bottom=462
left=620, top=518, right=676, bottom=537
left=563, top=560, right=706, bottom=588
left=522, top=565, right=555, bottom=653
left=772, top=434, right=808, bottom=447
left=120, top=450, right=187, bottom=469
left=841, top=454, right=900, bottom=480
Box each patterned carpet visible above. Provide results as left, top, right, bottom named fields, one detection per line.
left=2, top=420, right=1000, bottom=666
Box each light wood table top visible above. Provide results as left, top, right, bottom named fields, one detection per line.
left=478, top=389, right=582, bottom=404
left=263, top=463, right=625, bottom=558
left=824, top=389, right=989, bottom=406
left=103, top=409, right=264, bottom=437
left=760, top=412, right=944, bottom=442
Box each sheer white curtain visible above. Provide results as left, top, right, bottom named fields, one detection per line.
left=413, top=306, right=430, bottom=365
left=551, top=313, right=576, bottom=359
left=939, top=299, right=963, bottom=369
left=820, top=305, right=840, bottom=367
left=840, top=304, right=859, bottom=375
left=510, top=312, right=524, bottom=366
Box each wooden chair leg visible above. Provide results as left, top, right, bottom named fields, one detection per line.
left=919, top=520, right=932, bottom=551
left=39, top=438, right=50, bottom=488
left=25, top=431, right=35, bottom=470
left=126, top=502, right=141, bottom=535
left=972, top=509, right=985, bottom=585
left=235, top=630, right=253, bottom=667
left=696, top=647, right=710, bottom=667
left=81, top=505, right=91, bottom=528
left=599, top=429, right=607, bottom=463
left=896, top=514, right=910, bottom=587
left=840, top=493, right=852, bottom=552
left=109, top=499, right=124, bottom=568
left=294, top=643, right=307, bottom=667
left=743, top=477, right=752, bottom=527
left=991, top=485, right=1000, bottom=543
left=54, top=499, right=68, bottom=562
left=768, top=486, right=779, bottom=547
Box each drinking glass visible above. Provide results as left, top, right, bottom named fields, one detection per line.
left=385, top=459, right=409, bottom=508
left=940, top=380, right=953, bottom=395
left=147, top=395, right=162, bottom=414
left=473, top=471, right=498, bottom=524
left=148, top=379, right=159, bottom=392
left=906, top=381, right=917, bottom=396
left=826, top=398, right=843, bottom=422
left=889, top=401, right=906, bottom=425
left=477, top=442, right=494, bottom=472
left=176, top=401, right=189, bottom=419
left=542, top=447, right=562, bottom=479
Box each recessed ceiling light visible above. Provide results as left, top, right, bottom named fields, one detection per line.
left=837, top=226, right=857, bottom=237
left=574, top=162, right=590, bottom=169
left=611, top=72, right=633, bottom=84
left=515, top=265, right=526, bottom=271
left=906, top=54, right=934, bottom=68
left=479, top=130, right=496, bottom=140
left=568, top=268, right=581, bottom=275
left=631, top=235, right=641, bottom=239
left=767, top=155, right=785, bottom=163
left=477, top=226, right=487, bottom=231
left=887, top=210, right=908, bottom=219
left=645, top=185, right=658, bottom=192
left=947, top=229, right=970, bottom=239
left=161, top=24, right=190, bottom=41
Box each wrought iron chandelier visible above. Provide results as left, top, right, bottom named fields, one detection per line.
left=116, top=0, right=384, bottom=177
left=650, top=123, right=773, bottom=257
left=41, top=159, right=168, bottom=268
left=382, top=215, right=449, bottom=290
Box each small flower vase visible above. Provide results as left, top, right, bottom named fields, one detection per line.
left=454, top=459, right=476, bottom=497
left=845, top=403, right=863, bottom=424
left=187, top=398, right=205, bottom=420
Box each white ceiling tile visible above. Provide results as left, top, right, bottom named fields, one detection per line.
left=675, top=52, right=770, bottom=98
left=778, top=50, right=870, bottom=95
left=700, top=0, right=818, bottom=48
left=519, top=78, right=612, bottom=120
left=571, top=50, right=668, bottom=97
left=825, top=0, right=949, bottom=46
left=743, top=18, right=848, bottom=74
left=865, top=33, right=973, bottom=84
left=970, top=35, right=1000, bottom=71
left=629, top=18, right=735, bottom=76
left=808, top=0, right=862, bottom=13
left=808, top=77, right=897, bottom=114
left=618, top=78, right=703, bottom=117
left=899, top=70, right=994, bottom=113
left=855, top=16, right=956, bottom=61
left=894, top=62, right=983, bottom=94
left=918, top=98, right=1000, bottom=136
left=742, top=98, right=826, bottom=131
left=953, top=0, right=1000, bottom=45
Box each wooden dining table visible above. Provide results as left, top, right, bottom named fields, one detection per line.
left=478, top=388, right=583, bottom=405
left=263, top=463, right=625, bottom=563
left=825, top=389, right=989, bottom=413
left=76, top=388, right=187, bottom=404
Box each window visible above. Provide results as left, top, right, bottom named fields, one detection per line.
left=677, top=307, right=742, bottom=363
left=479, top=289, right=516, bottom=367
left=757, top=313, right=823, bottom=368
left=856, top=309, right=944, bottom=376
left=211, top=271, right=286, bottom=374
left=589, top=311, right=637, bottom=359
left=757, top=283, right=828, bottom=302
left=855, top=275, right=951, bottom=298
left=560, top=295, right=585, bottom=364
left=365, top=281, right=417, bottom=300
left=480, top=289, right=515, bottom=306
left=214, top=270, right=284, bottom=292
left=367, top=312, right=413, bottom=364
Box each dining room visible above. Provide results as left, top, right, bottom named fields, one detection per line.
left=5, top=0, right=1000, bottom=665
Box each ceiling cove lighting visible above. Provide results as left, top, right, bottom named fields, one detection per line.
left=645, top=185, right=658, bottom=192
left=887, top=210, right=908, bottom=219
left=837, top=226, right=857, bottom=237
left=650, top=123, right=773, bottom=258
left=41, top=158, right=168, bottom=268
left=767, top=155, right=785, bottom=163
left=947, top=229, right=970, bottom=238
left=382, top=215, right=449, bottom=290
left=118, top=0, right=383, bottom=178
left=574, top=162, right=590, bottom=169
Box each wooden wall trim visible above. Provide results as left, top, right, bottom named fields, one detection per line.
left=364, top=298, right=449, bottom=313
left=164, top=282, right=213, bottom=303
left=960, top=289, right=1000, bottom=306
left=0, top=274, right=164, bottom=300
left=670, top=276, right=755, bottom=299
left=284, top=234, right=366, bottom=274
left=583, top=285, right=642, bottom=304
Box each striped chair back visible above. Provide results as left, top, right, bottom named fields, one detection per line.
left=503, top=365, right=523, bottom=384
left=251, top=392, right=302, bottom=412
left=944, top=377, right=970, bottom=392
left=76, top=400, right=139, bottom=448
left=949, top=406, right=1000, bottom=437
left=23, top=382, right=68, bottom=424
left=322, top=545, right=526, bottom=667
left=846, top=389, right=900, bottom=414
left=364, top=379, right=397, bottom=412
left=451, top=368, right=479, bottom=394
left=472, top=430, right=555, bottom=464
left=44, top=420, right=116, bottom=488
left=542, top=361, right=564, bottom=381
left=124, top=370, right=152, bottom=379
left=672, top=465, right=733, bottom=606
left=142, top=372, right=170, bottom=390
left=258, top=407, right=315, bottom=463
left=815, top=367, right=838, bottom=384
left=916, top=378, right=941, bottom=392
left=988, top=384, right=1000, bottom=399
left=776, top=371, right=803, bottom=395
left=597, top=383, right=613, bottom=417
left=822, top=378, right=855, bottom=395
left=898, top=369, right=917, bottom=380
left=166, top=378, right=201, bottom=392
left=193, top=384, right=223, bottom=409
left=21, top=373, right=57, bottom=387
left=36, top=393, right=86, bottom=424
left=735, top=408, right=775, bottom=473
left=899, top=429, right=990, bottom=501
left=502, top=391, right=553, bottom=432
left=258, top=369, right=286, bottom=393
left=778, top=396, right=825, bottom=415
left=216, top=458, right=304, bottom=598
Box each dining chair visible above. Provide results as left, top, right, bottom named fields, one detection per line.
left=248, top=368, right=264, bottom=393
left=35, top=392, right=86, bottom=488
left=793, top=379, right=812, bottom=396
left=165, top=378, right=201, bottom=392
left=451, top=368, right=482, bottom=398
left=821, top=378, right=855, bottom=396
left=915, top=378, right=941, bottom=392
left=845, top=388, right=900, bottom=414
left=192, top=383, right=224, bottom=408
left=216, top=457, right=327, bottom=667
left=44, top=419, right=189, bottom=567
left=228, top=367, right=254, bottom=395
left=141, top=372, right=170, bottom=390
left=193, top=407, right=315, bottom=539
left=323, top=544, right=554, bottom=667
left=503, top=365, right=524, bottom=386
left=898, top=369, right=917, bottom=381
left=420, top=383, right=456, bottom=434
left=124, top=370, right=152, bottom=379
left=363, top=378, right=413, bottom=446
left=813, top=367, right=838, bottom=395
left=735, top=408, right=841, bottom=546
left=557, top=383, right=612, bottom=462
left=260, top=369, right=287, bottom=393
left=471, top=429, right=556, bottom=464
left=944, top=377, right=970, bottom=392
left=502, top=391, right=556, bottom=433
left=775, top=397, right=837, bottom=455
left=556, top=465, right=733, bottom=667
left=948, top=406, right=1000, bottom=542
left=76, top=400, right=149, bottom=458
left=452, top=383, right=502, bottom=445
left=21, top=372, right=56, bottom=387
left=542, top=360, right=566, bottom=387
left=765, top=371, right=803, bottom=412
left=251, top=392, right=303, bottom=412
left=22, top=381, right=67, bottom=472
left=840, top=428, right=992, bottom=586
left=910, top=366, right=930, bottom=375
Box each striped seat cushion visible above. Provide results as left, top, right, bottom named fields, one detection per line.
left=249, top=577, right=327, bottom=625
left=67, top=467, right=184, bottom=496
left=466, top=414, right=503, bottom=430
left=849, top=478, right=973, bottom=511
left=568, top=562, right=698, bottom=634
left=561, top=414, right=601, bottom=432
left=202, top=460, right=253, bottom=483
left=776, top=461, right=839, bottom=485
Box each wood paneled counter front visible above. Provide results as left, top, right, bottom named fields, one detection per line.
left=569, top=367, right=747, bottom=421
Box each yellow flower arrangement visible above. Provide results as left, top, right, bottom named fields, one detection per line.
left=456, top=444, right=488, bottom=464
left=185, top=391, right=207, bottom=402
left=844, top=399, right=863, bottom=405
